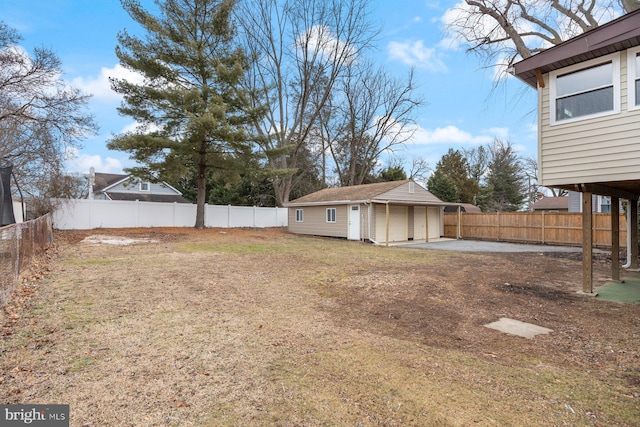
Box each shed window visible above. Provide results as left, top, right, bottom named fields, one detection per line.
left=140, top=181, right=150, bottom=191
left=295, top=209, right=304, bottom=222
left=550, top=54, right=619, bottom=124
left=326, top=208, right=336, bottom=223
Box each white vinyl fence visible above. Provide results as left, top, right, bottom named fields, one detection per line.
left=52, top=199, right=288, bottom=230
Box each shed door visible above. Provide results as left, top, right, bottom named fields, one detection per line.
left=348, top=205, right=360, bottom=240
left=428, top=207, right=440, bottom=239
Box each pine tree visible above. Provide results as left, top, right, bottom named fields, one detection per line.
left=109, top=0, right=258, bottom=228
left=427, top=168, right=459, bottom=203
left=483, top=139, right=526, bottom=212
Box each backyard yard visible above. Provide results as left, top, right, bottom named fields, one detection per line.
left=1, top=227, right=639, bottom=426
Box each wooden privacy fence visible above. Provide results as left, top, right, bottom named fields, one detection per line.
left=443, top=212, right=627, bottom=248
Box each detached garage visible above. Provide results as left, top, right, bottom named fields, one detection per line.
left=286, top=180, right=447, bottom=245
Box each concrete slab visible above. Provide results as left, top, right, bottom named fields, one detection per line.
left=400, top=239, right=608, bottom=254
left=484, top=317, right=553, bottom=339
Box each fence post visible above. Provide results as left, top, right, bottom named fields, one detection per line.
left=497, top=212, right=501, bottom=241
left=541, top=211, right=545, bottom=244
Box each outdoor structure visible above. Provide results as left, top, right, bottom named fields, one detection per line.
left=567, top=191, right=614, bottom=213
left=0, top=159, right=16, bottom=227
left=444, top=203, right=481, bottom=213
left=87, top=167, right=189, bottom=203
left=531, top=196, right=569, bottom=213
left=286, top=180, right=447, bottom=245
left=512, top=9, right=640, bottom=293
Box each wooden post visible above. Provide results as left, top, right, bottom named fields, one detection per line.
left=631, top=200, right=638, bottom=269
left=385, top=203, right=390, bottom=247
left=425, top=206, right=429, bottom=242
left=582, top=192, right=593, bottom=293
left=611, top=197, right=620, bottom=281
left=541, top=211, right=545, bottom=244
left=457, top=206, right=461, bottom=239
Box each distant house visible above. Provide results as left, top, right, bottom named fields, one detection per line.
left=531, top=196, right=569, bottom=212
left=87, top=168, right=190, bottom=203
left=444, top=203, right=481, bottom=213
left=286, top=180, right=448, bottom=245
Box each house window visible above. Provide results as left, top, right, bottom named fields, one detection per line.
left=295, top=209, right=304, bottom=222
left=628, top=48, right=640, bottom=109
left=326, top=208, right=336, bottom=223
left=599, top=196, right=611, bottom=213
left=550, top=54, right=619, bottom=124
left=139, top=181, right=150, bottom=192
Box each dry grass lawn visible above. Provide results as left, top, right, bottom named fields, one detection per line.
left=1, top=227, right=639, bottom=426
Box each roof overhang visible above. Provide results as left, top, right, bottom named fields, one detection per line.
left=286, top=199, right=456, bottom=208
left=513, top=9, right=640, bottom=88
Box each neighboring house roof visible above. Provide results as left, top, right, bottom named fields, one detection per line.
left=287, top=180, right=445, bottom=206
left=444, top=203, right=482, bottom=213
left=105, top=192, right=191, bottom=203
left=90, top=171, right=189, bottom=203
left=531, top=197, right=569, bottom=211
left=93, top=173, right=129, bottom=192
left=513, top=8, right=640, bottom=88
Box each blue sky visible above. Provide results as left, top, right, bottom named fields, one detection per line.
left=1, top=0, right=539, bottom=176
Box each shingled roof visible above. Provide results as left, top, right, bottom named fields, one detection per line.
left=93, top=173, right=128, bottom=192
left=287, top=180, right=446, bottom=206
left=531, top=196, right=569, bottom=211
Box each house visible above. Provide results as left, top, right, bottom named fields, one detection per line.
left=444, top=203, right=481, bottom=213
left=567, top=191, right=617, bottom=213
left=531, top=196, right=569, bottom=213
left=512, top=9, right=640, bottom=292
left=286, top=180, right=448, bottom=245
left=87, top=167, right=190, bottom=203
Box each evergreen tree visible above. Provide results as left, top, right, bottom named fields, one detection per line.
left=436, top=148, right=478, bottom=204
left=427, top=168, right=459, bottom=203
left=483, top=139, right=526, bottom=212
left=378, top=165, right=407, bottom=182
left=108, top=0, right=259, bottom=228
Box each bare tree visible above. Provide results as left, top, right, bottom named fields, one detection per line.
left=325, top=63, right=424, bottom=186
left=237, top=0, right=379, bottom=205
left=0, top=22, right=97, bottom=210
left=445, top=1, right=637, bottom=79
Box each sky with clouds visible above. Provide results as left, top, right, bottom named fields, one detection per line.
left=1, top=0, right=539, bottom=176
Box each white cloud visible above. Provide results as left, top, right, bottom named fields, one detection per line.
left=72, top=64, right=144, bottom=102
left=296, top=25, right=358, bottom=65
left=387, top=40, right=448, bottom=72
left=64, top=147, right=125, bottom=174
left=408, top=124, right=495, bottom=145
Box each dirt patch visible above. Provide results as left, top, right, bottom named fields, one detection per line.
left=1, top=228, right=638, bottom=426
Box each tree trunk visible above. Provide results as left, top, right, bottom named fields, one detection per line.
left=195, top=152, right=207, bottom=229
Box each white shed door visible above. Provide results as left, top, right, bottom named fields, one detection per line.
left=348, top=205, right=360, bottom=240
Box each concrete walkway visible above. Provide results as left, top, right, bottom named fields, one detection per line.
left=399, top=238, right=607, bottom=254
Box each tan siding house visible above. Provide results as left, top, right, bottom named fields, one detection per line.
left=286, top=180, right=447, bottom=244
left=512, top=9, right=640, bottom=292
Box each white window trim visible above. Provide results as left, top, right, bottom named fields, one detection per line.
left=326, top=208, right=336, bottom=223
left=139, top=181, right=151, bottom=192
left=628, top=47, right=640, bottom=111
left=549, top=52, right=620, bottom=126
left=295, top=209, right=304, bottom=222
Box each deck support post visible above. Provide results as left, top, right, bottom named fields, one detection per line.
left=611, top=197, right=620, bottom=281
left=582, top=192, right=593, bottom=294
left=630, top=201, right=639, bottom=270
